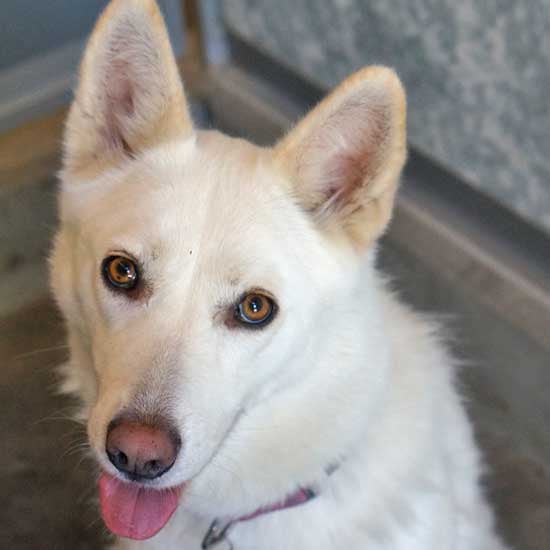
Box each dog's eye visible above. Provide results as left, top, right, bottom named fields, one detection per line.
left=102, top=256, right=139, bottom=290
left=235, top=292, right=276, bottom=327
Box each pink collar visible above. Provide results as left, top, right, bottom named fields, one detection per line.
left=201, top=487, right=316, bottom=549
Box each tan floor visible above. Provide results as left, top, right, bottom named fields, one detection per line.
left=0, top=298, right=108, bottom=549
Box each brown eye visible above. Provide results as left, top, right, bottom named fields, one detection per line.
left=236, top=292, right=276, bottom=327
left=102, top=256, right=139, bottom=290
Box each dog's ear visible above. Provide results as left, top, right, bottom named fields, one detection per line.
left=63, top=0, right=192, bottom=178
left=273, top=67, right=407, bottom=249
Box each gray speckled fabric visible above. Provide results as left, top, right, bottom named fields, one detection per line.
left=222, top=0, right=550, bottom=234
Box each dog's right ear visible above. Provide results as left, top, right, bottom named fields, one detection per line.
left=63, top=0, right=192, bottom=179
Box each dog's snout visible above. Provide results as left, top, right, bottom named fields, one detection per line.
left=106, top=420, right=180, bottom=481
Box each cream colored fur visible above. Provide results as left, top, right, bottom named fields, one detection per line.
left=50, top=1, right=507, bottom=548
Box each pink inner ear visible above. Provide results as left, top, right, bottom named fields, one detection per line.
left=98, top=18, right=156, bottom=154
left=310, top=98, right=392, bottom=216
left=103, top=57, right=140, bottom=153
left=108, top=63, right=135, bottom=117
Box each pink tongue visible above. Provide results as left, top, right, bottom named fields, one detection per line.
left=99, top=473, right=182, bottom=540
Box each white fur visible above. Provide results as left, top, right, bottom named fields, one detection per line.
left=50, top=2, right=507, bottom=549
left=52, top=136, right=506, bottom=550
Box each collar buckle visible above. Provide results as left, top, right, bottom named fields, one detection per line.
left=201, top=519, right=234, bottom=549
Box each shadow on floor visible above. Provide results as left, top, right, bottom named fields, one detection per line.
left=1, top=298, right=108, bottom=549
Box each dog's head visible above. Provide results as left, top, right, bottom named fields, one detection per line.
left=50, top=0, right=406, bottom=540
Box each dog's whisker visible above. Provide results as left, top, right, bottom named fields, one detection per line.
left=59, top=429, right=87, bottom=443
left=72, top=453, right=94, bottom=474
left=64, top=441, right=91, bottom=458
left=75, top=446, right=93, bottom=470
left=32, top=407, right=82, bottom=427
left=12, top=344, right=69, bottom=361
left=35, top=414, right=77, bottom=425
left=61, top=440, right=91, bottom=461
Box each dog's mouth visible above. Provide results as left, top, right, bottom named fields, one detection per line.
left=98, top=472, right=184, bottom=540
left=97, top=407, right=246, bottom=540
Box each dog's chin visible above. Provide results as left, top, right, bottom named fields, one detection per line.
left=98, top=471, right=185, bottom=540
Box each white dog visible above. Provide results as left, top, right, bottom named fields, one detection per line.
left=50, top=1, right=508, bottom=548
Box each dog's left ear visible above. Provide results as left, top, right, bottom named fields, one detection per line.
left=273, top=66, right=407, bottom=249
left=63, top=0, right=192, bottom=178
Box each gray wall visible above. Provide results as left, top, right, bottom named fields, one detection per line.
left=0, top=0, right=184, bottom=131
left=0, top=1, right=109, bottom=71
left=223, top=0, right=550, bottom=235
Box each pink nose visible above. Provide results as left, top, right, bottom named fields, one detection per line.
left=106, top=420, right=180, bottom=481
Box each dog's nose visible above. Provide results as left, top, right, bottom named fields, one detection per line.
left=106, top=420, right=180, bottom=481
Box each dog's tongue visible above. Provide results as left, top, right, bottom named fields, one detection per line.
left=99, top=473, right=181, bottom=540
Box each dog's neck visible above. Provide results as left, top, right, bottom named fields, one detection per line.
left=201, top=462, right=340, bottom=548
left=201, top=487, right=315, bottom=549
